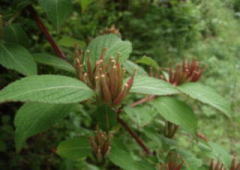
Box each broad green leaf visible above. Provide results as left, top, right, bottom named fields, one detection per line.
left=0, top=75, right=94, bottom=104
left=108, top=139, right=155, bottom=170
left=208, top=142, right=231, bottom=167
left=34, top=53, right=75, bottom=73
left=3, top=24, right=30, bottom=46
left=130, top=76, right=179, bottom=96
left=150, top=97, right=197, bottom=133
left=58, top=36, right=86, bottom=48
left=85, top=34, right=132, bottom=65
left=124, top=105, right=157, bottom=127
left=75, top=161, right=100, bottom=170
left=14, top=103, right=75, bottom=151
left=57, top=137, right=91, bottom=160
left=0, top=42, right=37, bottom=76
left=39, top=0, right=73, bottom=30
left=123, top=60, right=148, bottom=76
left=136, top=56, right=159, bottom=69
left=178, top=83, right=231, bottom=117
left=95, top=104, right=117, bottom=131
left=177, top=149, right=203, bottom=170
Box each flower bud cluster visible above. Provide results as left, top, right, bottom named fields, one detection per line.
left=151, top=60, right=203, bottom=86
left=89, top=130, right=112, bottom=162
left=74, top=48, right=134, bottom=106
left=100, top=25, right=120, bottom=35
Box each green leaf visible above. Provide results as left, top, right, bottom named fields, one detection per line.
left=95, top=104, right=117, bottom=131
left=150, top=97, right=197, bottom=133
left=208, top=142, right=231, bottom=167
left=123, top=60, right=148, bottom=76
left=108, top=139, right=155, bottom=170
left=15, top=103, right=75, bottom=151
left=3, top=24, right=30, bottom=47
left=58, top=36, right=86, bottom=48
left=39, top=0, right=73, bottom=30
left=130, top=76, right=179, bottom=96
left=124, top=105, right=157, bottom=127
left=57, top=137, right=91, bottom=160
left=178, top=83, right=231, bottom=117
left=34, top=53, right=75, bottom=73
left=0, top=43, right=37, bottom=76
left=0, top=75, right=94, bottom=104
left=177, top=149, right=202, bottom=170
left=136, top=56, right=159, bottom=69
left=85, top=34, right=132, bottom=65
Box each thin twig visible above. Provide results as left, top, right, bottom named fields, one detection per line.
left=116, top=108, right=152, bottom=155
left=130, top=95, right=155, bottom=107
left=26, top=5, right=67, bottom=60
left=117, top=117, right=152, bottom=155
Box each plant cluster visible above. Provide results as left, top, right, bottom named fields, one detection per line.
left=0, top=0, right=239, bottom=170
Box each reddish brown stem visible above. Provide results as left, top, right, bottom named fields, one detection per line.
left=130, top=95, right=155, bottom=107
left=117, top=116, right=152, bottom=155
left=26, top=5, right=66, bottom=60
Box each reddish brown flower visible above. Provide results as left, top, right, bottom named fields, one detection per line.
left=74, top=48, right=134, bottom=106
left=159, top=162, right=183, bottom=170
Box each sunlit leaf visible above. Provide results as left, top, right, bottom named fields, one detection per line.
left=178, top=83, right=232, bottom=117
left=0, top=75, right=94, bottom=104
left=130, top=76, right=179, bottom=96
